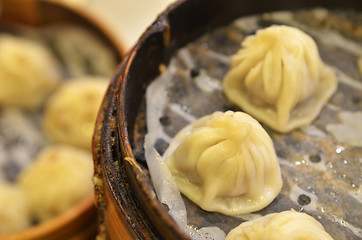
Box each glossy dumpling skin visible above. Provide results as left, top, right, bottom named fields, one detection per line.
left=223, top=25, right=337, bottom=133
left=225, top=210, right=334, bottom=240
left=0, top=34, right=61, bottom=110
left=165, top=111, right=282, bottom=216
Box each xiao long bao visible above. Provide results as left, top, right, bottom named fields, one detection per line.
left=18, top=145, right=94, bottom=222
left=165, top=111, right=282, bottom=216
left=0, top=181, right=31, bottom=234
left=0, top=34, right=61, bottom=110
left=225, top=210, right=334, bottom=240
left=43, top=77, right=109, bottom=149
left=223, top=25, right=337, bottom=133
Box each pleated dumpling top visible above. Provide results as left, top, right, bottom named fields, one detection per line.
left=226, top=210, right=334, bottom=240
left=223, top=25, right=337, bottom=132
left=165, top=111, right=282, bottom=216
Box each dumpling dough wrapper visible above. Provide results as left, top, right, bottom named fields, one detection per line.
left=165, top=111, right=282, bottom=216
left=225, top=209, right=334, bottom=240
left=223, top=25, right=337, bottom=132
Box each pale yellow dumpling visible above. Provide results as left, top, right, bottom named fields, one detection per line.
left=0, top=181, right=31, bottom=235
left=165, top=111, right=282, bottom=216
left=0, top=34, right=61, bottom=110
left=17, top=145, right=94, bottom=222
left=225, top=210, right=334, bottom=240
left=223, top=25, right=337, bottom=132
left=43, top=77, right=109, bottom=149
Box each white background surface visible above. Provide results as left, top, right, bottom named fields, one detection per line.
left=78, top=0, right=175, bottom=51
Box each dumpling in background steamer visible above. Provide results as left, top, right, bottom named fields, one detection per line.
left=165, top=111, right=282, bottom=216
left=0, top=181, right=30, bottom=235
left=43, top=77, right=109, bottom=149
left=223, top=25, right=337, bottom=133
left=0, top=34, right=61, bottom=110
left=17, top=145, right=93, bottom=222
left=225, top=209, right=334, bottom=240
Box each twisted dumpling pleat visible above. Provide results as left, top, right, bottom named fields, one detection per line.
left=165, top=111, right=282, bottom=216
left=226, top=210, right=334, bottom=240
left=223, top=25, right=337, bottom=132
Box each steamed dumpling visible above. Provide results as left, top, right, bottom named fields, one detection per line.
left=0, top=181, right=30, bottom=234
left=0, top=34, right=61, bottom=110
left=225, top=209, right=334, bottom=240
left=223, top=25, right=337, bottom=132
left=43, top=77, right=109, bottom=149
left=165, top=111, right=282, bottom=216
left=18, top=145, right=94, bottom=222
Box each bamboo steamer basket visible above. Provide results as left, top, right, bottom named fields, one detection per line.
left=0, top=0, right=124, bottom=239
left=93, top=0, right=362, bottom=239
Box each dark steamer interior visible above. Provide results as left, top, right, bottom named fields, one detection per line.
left=97, top=0, right=362, bottom=239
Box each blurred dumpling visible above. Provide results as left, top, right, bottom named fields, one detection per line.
left=0, top=34, right=61, bottom=110
left=17, top=145, right=93, bottom=222
left=223, top=25, right=337, bottom=133
left=165, top=111, right=282, bottom=216
left=225, top=209, right=334, bottom=240
left=0, top=181, right=30, bottom=235
left=43, top=77, right=109, bottom=149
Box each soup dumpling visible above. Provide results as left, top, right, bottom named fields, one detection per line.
left=0, top=34, right=61, bottom=110
left=225, top=209, right=334, bottom=240
left=43, top=77, right=109, bottom=149
left=223, top=25, right=337, bottom=132
left=0, top=181, right=30, bottom=234
left=18, top=145, right=94, bottom=222
left=165, top=111, right=282, bottom=216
